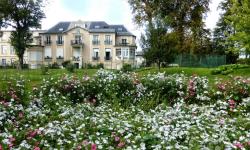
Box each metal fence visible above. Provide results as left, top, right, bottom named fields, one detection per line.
left=173, top=54, right=226, bottom=67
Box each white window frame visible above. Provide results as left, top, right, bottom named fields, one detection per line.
left=121, top=48, right=129, bottom=58
left=56, top=48, right=64, bottom=58
left=44, top=47, right=52, bottom=58
left=1, top=45, right=8, bottom=55
left=93, top=48, right=99, bottom=58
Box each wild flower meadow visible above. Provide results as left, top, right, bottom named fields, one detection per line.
left=0, top=69, right=250, bottom=149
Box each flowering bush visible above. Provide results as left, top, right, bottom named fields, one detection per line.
left=0, top=70, right=250, bottom=149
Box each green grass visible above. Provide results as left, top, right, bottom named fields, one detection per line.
left=136, top=67, right=250, bottom=85
left=1, top=67, right=250, bottom=90
left=0, top=69, right=98, bottom=90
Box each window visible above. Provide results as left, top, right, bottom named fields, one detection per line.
left=93, top=35, right=99, bottom=45
left=118, top=28, right=123, bottom=31
left=122, top=39, right=127, bottom=44
left=121, top=48, right=129, bottom=58
left=73, top=48, right=81, bottom=59
left=1, top=45, right=7, bottom=54
left=44, top=47, right=52, bottom=58
left=10, top=46, right=15, bottom=55
left=1, top=59, right=6, bottom=66
left=11, top=58, right=15, bottom=64
left=105, top=35, right=112, bottom=45
left=57, top=35, right=63, bottom=44
left=116, top=49, right=121, bottom=58
left=45, top=35, right=51, bottom=44
left=105, top=49, right=112, bottom=60
left=94, top=25, right=100, bottom=29
left=93, top=48, right=99, bottom=60
left=29, top=51, right=42, bottom=61
left=56, top=48, right=64, bottom=58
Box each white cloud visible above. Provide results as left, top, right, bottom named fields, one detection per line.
left=205, top=0, right=223, bottom=30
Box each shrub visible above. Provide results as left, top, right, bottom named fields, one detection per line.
left=66, top=63, right=75, bottom=73
left=62, top=60, right=71, bottom=68
left=49, top=62, right=60, bottom=69
left=96, top=63, right=104, bottom=69
left=121, top=63, right=133, bottom=72
left=237, top=58, right=250, bottom=65
left=41, top=65, right=49, bottom=75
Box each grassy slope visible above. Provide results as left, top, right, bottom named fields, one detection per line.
left=0, top=69, right=98, bottom=89
left=1, top=67, right=250, bottom=89
left=136, top=67, right=250, bottom=86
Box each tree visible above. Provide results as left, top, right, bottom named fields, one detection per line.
left=227, top=0, right=250, bottom=59
left=0, top=0, right=45, bottom=69
left=128, top=0, right=211, bottom=57
left=213, top=0, right=238, bottom=63
left=157, top=0, right=211, bottom=53
left=142, top=20, right=177, bottom=70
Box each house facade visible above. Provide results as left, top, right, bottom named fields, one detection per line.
left=0, top=20, right=137, bottom=69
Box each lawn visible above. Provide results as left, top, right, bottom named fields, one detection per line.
left=0, top=69, right=98, bottom=89
left=1, top=67, right=250, bottom=89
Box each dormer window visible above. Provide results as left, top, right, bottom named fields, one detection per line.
left=118, top=28, right=123, bottom=31
left=59, top=28, right=63, bottom=31
left=94, top=25, right=100, bottom=29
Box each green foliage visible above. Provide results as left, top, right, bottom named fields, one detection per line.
left=237, top=58, right=250, bottom=65
left=211, top=64, right=250, bottom=75
left=49, top=62, right=60, bottom=69
left=121, top=63, right=133, bottom=72
left=66, top=63, right=75, bottom=73
left=0, top=0, right=45, bottom=69
left=129, top=0, right=211, bottom=55
left=86, top=63, right=104, bottom=69
left=62, top=60, right=71, bottom=68
left=41, top=65, right=49, bottom=75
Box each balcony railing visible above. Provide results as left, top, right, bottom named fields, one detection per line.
left=56, top=41, right=64, bottom=45
left=104, top=56, right=112, bottom=61
left=44, top=56, right=52, bottom=60
left=73, top=56, right=80, bottom=61
left=56, top=56, right=64, bottom=59
left=116, top=43, right=136, bottom=47
left=104, top=40, right=112, bottom=45
left=92, top=56, right=100, bottom=61
left=92, top=40, right=100, bottom=45
left=44, top=41, right=52, bottom=45
left=71, top=40, right=83, bottom=46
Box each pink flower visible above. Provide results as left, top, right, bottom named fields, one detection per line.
left=115, top=136, right=120, bottom=142
left=234, top=142, right=244, bottom=149
left=117, top=142, right=125, bottom=148
left=91, top=144, right=97, bottom=150
left=19, top=112, right=24, bottom=118
left=228, top=99, right=236, bottom=109
left=0, top=144, right=3, bottom=150
left=9, top=137, right=16, bottom=143
left=34, top=147, right=40, bottom=150
left=82, top=140, right=89, bottom=146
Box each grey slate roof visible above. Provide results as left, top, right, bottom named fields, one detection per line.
left=44, top=22, right=71, bottom=34
left=43, top=21, right=135, bottom=36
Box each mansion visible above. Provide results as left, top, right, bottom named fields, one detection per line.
left=0, top=20, right=137, bottom=69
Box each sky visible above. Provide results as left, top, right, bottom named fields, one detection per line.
left=41, top=0, right=224, bottom=50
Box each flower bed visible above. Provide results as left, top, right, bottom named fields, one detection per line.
left=0, top=69, right=250, bottom=149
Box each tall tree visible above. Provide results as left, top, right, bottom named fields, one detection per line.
left=142, top=19, right=177, bottom=70
left=227, top=0, right=250, bottom=59
left=0, top=0, right=45, bottom=69
left=157, top=0, right=211, bottom=53
left=213, top=0, right=238, bottom=63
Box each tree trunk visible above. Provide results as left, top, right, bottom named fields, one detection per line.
left=157, top=61, right=161, bottom=71
left=18, top=56, right=24, bottom=70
